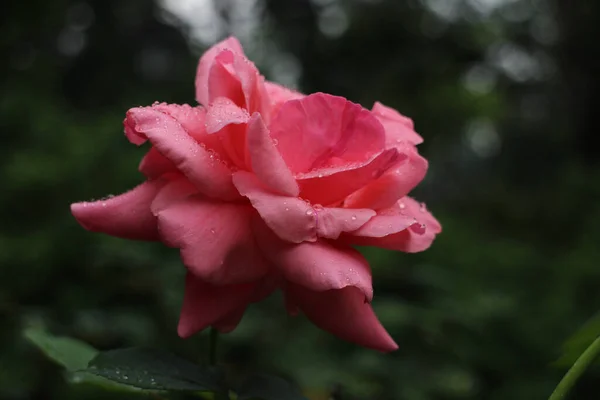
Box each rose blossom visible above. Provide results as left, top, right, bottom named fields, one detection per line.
left=71, top=37, right=441, bottom=352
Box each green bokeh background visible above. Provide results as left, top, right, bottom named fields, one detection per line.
left=1, top=0, right=599, bottom=399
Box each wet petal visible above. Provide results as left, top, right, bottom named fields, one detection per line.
left=246, top=113, right=299, bottom=196
left=178, top=273, right=256, bottom=337
left=343, top=143, right=428, bottom=210
left=233, top=171, right=316, bottom=243
left=195, top=37, right=244, bottom=107
left=372, top=102, right=423, bottom=146
left=296, top=148, right=399, bottom=206
left=71, top=179, right=165, bottom=241
left=157, top=196, right=268, bottom=284
left=286, top=284, right=398, bottom=352
left=253, top=218, right=373, bottom=300
left=271, top=93, right=386, bottom=174
left=124, top=106, right=238, bottom=200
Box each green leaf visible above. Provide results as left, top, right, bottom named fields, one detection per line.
left=235, top=374, right=307, bottom=400
left=83, top=347, right=225, bottom=392
left=24, top=327, right=98, bottom=371
left=556, top=312, right=600, bottom=367
left=24, top=328, right=143, bottom=392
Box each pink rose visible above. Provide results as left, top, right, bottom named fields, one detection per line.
left=71, top=37, right=441, bottom=352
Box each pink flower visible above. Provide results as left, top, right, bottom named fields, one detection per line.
left=71, top=37, right=441, bottom=352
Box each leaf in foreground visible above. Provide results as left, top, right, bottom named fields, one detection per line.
left=83, top=347, right=224, bottom=392
left=24, top=327, right=98, bottom=371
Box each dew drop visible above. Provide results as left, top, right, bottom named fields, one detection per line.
left=351, top=215, right=357, bottom=221
left=419, top=202, right=426, bottom=212
left=306, top=210, right=314, bottom=216
left=285, top=207, right=290, bottom=211
left=399, top=202, right=406, bottom=209
left=272, top=138, right=279, bottom=145
left=210, top=229, right=216, bottom=234
left=317, top=173, right=324, bottom=178
left=101, top=202, right=107, bottom=207
left=123, top=375, right=129, bottom=380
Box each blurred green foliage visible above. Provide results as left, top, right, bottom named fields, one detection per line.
left=1, top=0, right=600, bottom=399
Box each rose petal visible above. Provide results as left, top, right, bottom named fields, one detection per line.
left=343, top=143, right=428, bottom=210
left=205, top=97, right=250, bottom=134
left=178, top=273, right=255, bottom=337
left=271, top=93, right=386, bottom=174
left=347, top=197, right=441, bottom=253
left=151, top=103, right=224, bottom=152
left=372, top=102, right=423, bottom=146
left=71, top=179, right=165, bottom=241
left=315, top=207, right=375, bottom=239
left=246, top=113, right=299, bottom=196
left=349, top=202, right=416, bottom=238
left=233, top=171, right=316, bottom=243
left=296, top=148, right=399, bottom=206
left=286, top=284, right=398, bottom=352
left=196, top=37, right=244, bottom=107
left=232, top=52, right=270, bottom=119
left=157, top=196, right=268, bottom=284
left=205, top=49, right=269, bottom=120
left=139, top=147, right=178, bottom=179
left=150, top=178, right=198, bottom=214
left=124, top=106, right=238, bottom=200
left=253, top=218, right=373, bottom=300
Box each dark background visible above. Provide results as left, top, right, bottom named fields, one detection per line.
left=2, top=0, right=600, bottom=399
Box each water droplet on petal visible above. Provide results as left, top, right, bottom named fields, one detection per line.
left=317, top=173, right=324, bottom=178
left=210, top=229, right=216, bottom=234
left=351, top=215, right=357, bottom=221
left=285, top=207, right=289, bottom=211
left=272, top=138, right=279, bottom=145
left=399, top=202, right=406, bottom=209
left=306, top=210, right=314, bottom=216
left=420, top=202, right=426, bottom=212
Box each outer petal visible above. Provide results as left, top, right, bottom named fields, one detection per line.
left=372, top=102, right=423, bottom=146
left=157, top=196, right=268, bottom=284
left=124, top=106, right=238, bottom=200
left=296, top=148, right=399, bottom=206
left=233, top=171, right=316, bottom=243
left=286, top=284, right=398, bottom=352
left=195, top=37, right=244, bottom=107
left=315, top=207, right=375, bottom=240
left=150, top=178, right=198, bottom=214
left=178, top=273, right=256, bottom=337
left=151, top=103, right=224, bottom=152
left=346, top=197, right=441, bottom=253
left=343, top=143, right=428, bottom=210
left=246, top=113, right=299, bottom=196
left=253, top=218, right=373, bottom=300
left=270, top=93, right=386, bottom=174
left=71, top=180, right=165, bottom=241
left=139, top=147, right=177, bottom=179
